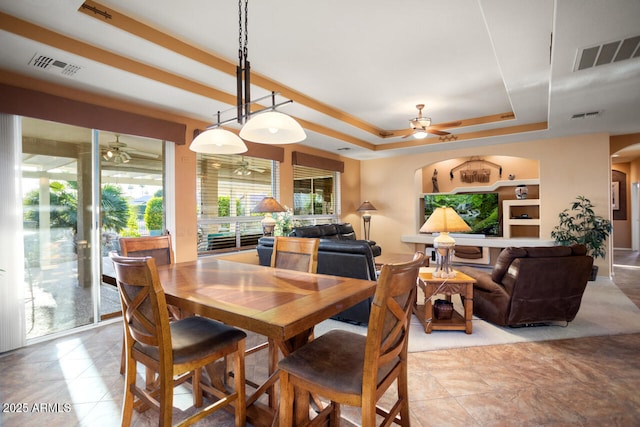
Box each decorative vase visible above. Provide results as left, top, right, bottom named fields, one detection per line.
left=515, top=185, right=528, bottom=200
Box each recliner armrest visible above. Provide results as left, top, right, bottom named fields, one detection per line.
left=473, top=272, right=504, bottom=293
left=456, top=267, right=503, bottom=293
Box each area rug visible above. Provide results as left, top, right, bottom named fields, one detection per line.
left=315, top=277, right=640, bottom=352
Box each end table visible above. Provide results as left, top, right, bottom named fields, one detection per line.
left=414, top=270, right=475, bottom=334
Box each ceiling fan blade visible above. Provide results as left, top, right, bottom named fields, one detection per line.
left=126, top=149, right=160, bottom=159
left=427, top=129, right=450, bottom=136
left=434, top=120, right=463, bottom=129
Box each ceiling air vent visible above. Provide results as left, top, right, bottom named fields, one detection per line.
left=571, top=111, right=602, bottom=120
left=28, top=53, right=81, bottom=77
left=574, top=34, right=640, bottom=71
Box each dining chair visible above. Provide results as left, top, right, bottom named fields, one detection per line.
left=110, top=253, right=247, bottom=427
left=277, top=251, right=426, bottom=427
left=119, top=234, right=174, bottom=265
left=118, top=234, right=176, bottom=375
left=270, top=236, right=320, bottom=273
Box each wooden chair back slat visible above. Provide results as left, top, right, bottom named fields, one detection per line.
left=119, top=235, right=174, bottom=266
left=111, top=255, right=170, bottom=352
left=364, top=253, right=422, bottom=379
left=270, top=236, right=320, bottom=273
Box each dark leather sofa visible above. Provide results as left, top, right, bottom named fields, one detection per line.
left=256, top=235, right=378, bottom=325
left=287, top=223, right=382, bottom=257
left=457, top=245, right=593, bottom=327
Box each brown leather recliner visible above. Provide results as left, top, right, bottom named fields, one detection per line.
left=457, top=245, right=594, bottom=327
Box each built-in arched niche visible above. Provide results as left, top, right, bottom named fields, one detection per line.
left=419, top=156, right=540, bottom=194
left=414, top=155, right=541, bottom=239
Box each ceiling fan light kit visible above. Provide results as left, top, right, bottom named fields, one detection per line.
left=102, top=148, right=130, bottom=164
left=190, top=0, right=306, bottom=154
left=112, top=150, right=131, bottom=164
left=413, top=130, right=428, bottom=140
left=405, top=104, right=452, bottom=138
left=102, top=135, right=136, bottom=163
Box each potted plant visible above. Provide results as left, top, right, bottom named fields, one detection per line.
left=551, top=196, right=613, bottom=280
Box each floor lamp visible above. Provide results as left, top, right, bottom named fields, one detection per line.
left=420, top=207, right=471, bottom=278
left=357, top=201, right=377, bottom=241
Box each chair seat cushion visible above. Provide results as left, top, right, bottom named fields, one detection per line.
left=278, top=330, right=396, bottom=396
left=135, top=316, right=246, bottom=365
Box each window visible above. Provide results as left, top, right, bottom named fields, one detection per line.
left=293, top=165, right=339, bottom=225
left=196, top=154, right=277, bottom=253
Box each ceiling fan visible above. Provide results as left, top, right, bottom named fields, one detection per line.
left=233, top=157, right=265, bottom=176
left=405, top=104, right=454, bottom=139
left=102, top=135, right=159, bottom=164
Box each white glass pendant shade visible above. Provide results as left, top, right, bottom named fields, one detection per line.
left=240, top=111, right=306, bottom=144
left=189, top=128, right=247, bottom=154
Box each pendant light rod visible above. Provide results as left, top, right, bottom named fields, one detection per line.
left=204, top=94, right=294, bottom=130
left=237, top=0, right=250, bottom=125
left=192, top=0, right=306, bottom=153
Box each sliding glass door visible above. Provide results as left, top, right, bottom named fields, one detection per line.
left=22, top=119, right=96, bottom=338
left=21, top=118, right=165, bottom=340
left=98, top=131, right=165, bottom=320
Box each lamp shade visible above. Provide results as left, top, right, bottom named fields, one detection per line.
left=240, top=111, right=306, bottom=144
left=420, top=207, right=471, bottom=233
left=189, top=128, right=248, bottom=154
left=357, top=201, right=377, bottom=212
left=252, top=196, right=286, bottom=214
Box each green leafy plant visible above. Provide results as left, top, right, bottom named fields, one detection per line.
left=551, top=196, right=612, bottom=259
left=101, top=185, right=130, bottom=232
left=23, top=182, right=130, bottom=233
left=144, top=197, right=164, bottom=232
left=274, top=206, right=294, bottom=236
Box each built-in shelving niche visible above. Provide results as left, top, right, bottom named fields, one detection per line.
left=418, top=155, right=541, bottom=238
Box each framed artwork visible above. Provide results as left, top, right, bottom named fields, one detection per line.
left=611, top=170, right=627, bottom=220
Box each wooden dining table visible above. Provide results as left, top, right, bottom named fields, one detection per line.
left=156, top=257, right=377, bottom=426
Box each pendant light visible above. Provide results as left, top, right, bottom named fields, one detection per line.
left=190, top=112, right=247, bottom=154
left=189, top=0, right=305, bottom=154
left=240, top=94, right=306, bottom=144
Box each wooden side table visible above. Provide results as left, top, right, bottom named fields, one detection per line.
left=414, top=270, right=475, bottom=334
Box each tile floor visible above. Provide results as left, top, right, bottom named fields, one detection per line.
left=2, top=251, right=640, bottom=426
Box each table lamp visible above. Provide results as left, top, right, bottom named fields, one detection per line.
left=357, top=201, right=377, bottom=240
left=252, top=196, right=286, bottom=236
left=420, top=206, right=471, bottom=278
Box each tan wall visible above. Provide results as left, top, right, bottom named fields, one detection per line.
left=174, top=128, right=199, bottom=262
left=361, top=134, right=612, bottom=276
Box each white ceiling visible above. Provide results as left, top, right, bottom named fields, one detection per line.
left=1, top=0, right=639, bottom=161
